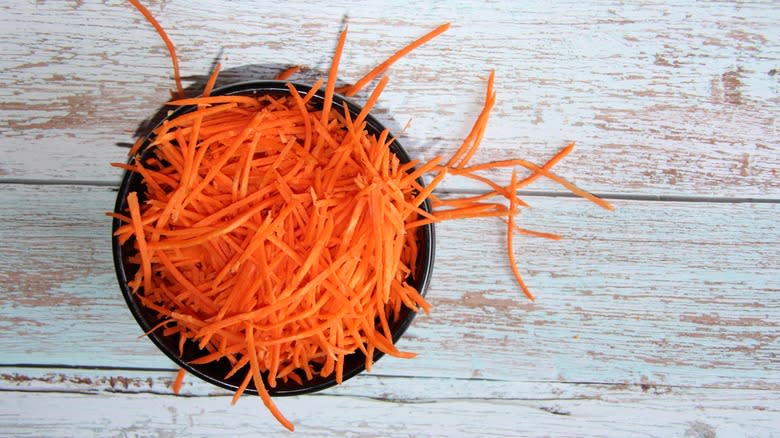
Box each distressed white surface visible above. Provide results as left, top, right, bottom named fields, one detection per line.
left=1, top=387, right=778, bottom=438
left=1, top=0, right=780, bottom=436
left=1, top=185, right=778, bottom=387
left=1, top=1, right=779, bottom=196
left=0, top=185, right=778, bottom=435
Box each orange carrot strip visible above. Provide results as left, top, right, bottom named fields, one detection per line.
left=500, top=220, right=563, bottom=241
left=446, top=71, right=495, bottom=168
left=128, top=136, right=147, bottom=157
left=275, top=65, right=301, bottom=80
left=231, top=369, right=253, bottom=405
left=172, top=368, right=186, bottom=394
left=516, top=142, right=574, bottom=188
left=353, top=75, right=389, bottom=128
left=456, top=159, right=614, bottom=210
left=344, top=23, right=450, bottom=96
left=321, top=27, right=348, bottom=127
left=168, top=96, right=261, bottom=107
left=455, top=78, right=495, bottom=168
left=507, top=170, right=535, bottom=300
left=246, top=323, right=294, bottom=431
left=202, top=62, right=222, bottom=97
left=450, top=171, right=529, bottom=208
left=302, top=77, right=325, bottom=105
left=399, top=156, right=443, bottom=188
left=126, top=192, right=152, bottom=293
left=128, top=0, right=184, bottom=98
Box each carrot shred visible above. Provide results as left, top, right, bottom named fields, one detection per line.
left=446, top=70, right=495, bottom=168
left=115, top=12, right=613, bottom=433
left=343, top=23, right=450, bottom=96
left=322, top=27, right=348, bottom=127
left=275, top=65, right=301, bottom=81
left=517, top=141, right=574, bottom=188
left=128, top=0, right=184, bottom=98
left=126, top=192, right=152, bottom=294
left=246, top=323, right=294, bottom=432
left=454, top=158, right=614, bottom=211
left=507, top=171, right=534, bottom=301
left=203, top=62, right=222, bottom=97
left=172, top=368, right=186, bottom=394
left=504, top=222, right=563, bottom=241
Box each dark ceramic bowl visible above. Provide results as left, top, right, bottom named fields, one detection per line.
left=112, top=81, right=435, bottom=396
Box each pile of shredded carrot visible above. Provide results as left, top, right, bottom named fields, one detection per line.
left=114, top=1, right=614, bottom=432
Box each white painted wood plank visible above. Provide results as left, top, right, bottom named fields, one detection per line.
left=0, top=366, right=697, bottom=399
left=1, top=184, right=777, bottom=389
left=0, top=388, right=777, bottom=437
left=2, top=365, right=777, bottom=405
left=1, top=1, right=778, bottom=197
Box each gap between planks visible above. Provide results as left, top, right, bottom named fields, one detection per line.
left=1, top=178, right=779, bottom=204
left=2, top=364, right=777, bottom=393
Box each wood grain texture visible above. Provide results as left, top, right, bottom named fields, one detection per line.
left=1, top=378, right=778, bottom=437
left=1, top=185, right=777, bottom=388
left=2, top=1, right=779, bottom=436
left=1, top=1, right=778, bottom=197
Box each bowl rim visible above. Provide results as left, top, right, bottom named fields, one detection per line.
left=112, top=80, right=436, bottom=396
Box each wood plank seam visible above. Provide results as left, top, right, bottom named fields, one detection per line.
left=2, top=179, right=780, bottom=204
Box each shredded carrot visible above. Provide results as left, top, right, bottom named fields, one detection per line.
left=506, top=171, right=534, bottom=301
left=117, top=78, right=426, bottom=429
left=322, top=27, right=348, bottom=127
left=119, top=7, right=613, bottom=432
left=128, top=0, right=184, bottom=98
left=246, top=323, right=294, bottom=431
left=126, top=192, right=152, bottom=294
left=446, top=70, right=495, bottom=168
left=203, top=63, right=221, bottom=97
left=342, top=23, right=451, bottom=96
left=172, top=368, right=186, bottom=394
left=276, top=65, right=301, bottom=81
left=454, top=159, right=614, bottom=211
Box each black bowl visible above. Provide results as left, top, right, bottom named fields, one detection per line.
left=112, top=81, right=435, bottom=396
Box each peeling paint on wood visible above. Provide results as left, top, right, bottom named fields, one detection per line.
left=1, top=1, right=778, bottom=197
left=1, top=1, right=779, bottom=436
left=0, top=389, right=777, bottom=437
left=0, top=185, right=777, bottom=388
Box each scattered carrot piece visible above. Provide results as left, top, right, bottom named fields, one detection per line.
left=322, top=27, right=348, bottom=127
left=454, top=159, right=614, bottom=211
left=446, top=69, right=495, bottom=168
left=342, top=23, right=451, bottom=96
left=507, top=170, right=534, bottom=301
left=172, top=368, right=186, bottom=394
left=127, top=0, right=184, bottom=98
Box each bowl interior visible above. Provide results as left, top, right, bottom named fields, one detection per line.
left=112, top=81, right=435, bottom=396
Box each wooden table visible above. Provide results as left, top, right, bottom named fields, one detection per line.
left=1, top=1, right=778, bottom=436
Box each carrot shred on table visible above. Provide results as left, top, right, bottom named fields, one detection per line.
left=446, top=70, right=495, bottom=168
left=120, top=6, right=613, bottom=432
left=128, top=0, right=184, bottom=98
left=506, top=170, right=534, bottom=301
left=172, top=368, right=186, bottom=394
left=342, top=23, right=451, bottom=96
